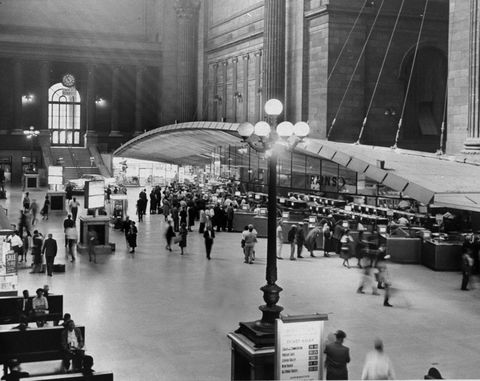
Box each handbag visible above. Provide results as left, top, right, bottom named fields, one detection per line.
left=173, top=235, right=181, bottom=244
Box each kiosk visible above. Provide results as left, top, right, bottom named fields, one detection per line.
left=23, top=173, right=39, bottom=190
left=47, top=190, right=66, bottom=212
left=110, top=194, right=128, bottom=229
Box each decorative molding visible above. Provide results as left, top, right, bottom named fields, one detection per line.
left=175, top=0, right=201, bottom=19
left=210, top=1, right=263, bottom=29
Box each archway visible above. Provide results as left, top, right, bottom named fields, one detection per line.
left=399, top=46, right=447, bottom=152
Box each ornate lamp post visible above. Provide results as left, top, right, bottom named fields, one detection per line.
left=236, top=99, right=310, bottom=345
left=23, top=125, right=40, bottom=171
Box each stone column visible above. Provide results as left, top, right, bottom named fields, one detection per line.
left=212, top=63, right=219, bottom=120
left=175, top=0, right=200, bottom=122
left=262, top=0, right=286, bottom=108
left=134, top=67, right=144, bottom=135
left=232, top=58, right=238, bottom=122
left=242, top=54, right=250, bottom=121
left=39, top=61, right=50, bottom=132
left=109, top=66, right=122, bottom=137
left=12, top=60, right=23, bottom=134
left=254, top=51, right=262, bottom=121
left=221, top=60, right=228, bottom=122
left=85, top=64, right=97, bottom=144
left=465, top=0, right=480, bottom=151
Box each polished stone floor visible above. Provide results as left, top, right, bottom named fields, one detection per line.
left=1, top=186, right=480, bottom=380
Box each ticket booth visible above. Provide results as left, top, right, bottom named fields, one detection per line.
left=78, top=216, right=112, bottom=254
left=47, top=190, right=66, bottom=212
left=24, top=173, right=39, bottom=190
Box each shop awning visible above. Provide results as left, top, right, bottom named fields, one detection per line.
left=298, top=139, right=480, bottom=208
left=114, top=121, right=480, bottom=211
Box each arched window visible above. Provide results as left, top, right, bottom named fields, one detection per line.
left=48, top=83, right=81, bottom=145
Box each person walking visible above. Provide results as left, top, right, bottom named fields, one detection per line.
left=332, top=220, right=344, bottom=256
left=178, top=222, right=188, bottom=255
left=87, top=229, right=98, bottom=262
left=287, top=225, right=297, bottom=261
left=69, top=198, right=80, bottom=223
left=63, top=214, right=75, bottom=248
left=340, top=229, right=354, bottom=268
left=377, top=249, right=393, bottom=307
left=198, top=209, right=207, bottom=234
left=66, top=226, right=78, bottom=262
left=276, top=220, right=284, bottom=259
left=29, top=199, right=39, bottom=226
left=172, top=206, right=180, bottom=232
left=324, top=330, right=350, bottom=380
left=127, top=221, right=138, bottom=254
left=361, top=338, right=395, bottom=380
left=41, top=195, right=50, bottom=220
left=30, top=230, right=44, bottom=273
left=203, top=222, right=215, bottom=260
left=461, top=250, right=474, bottom=290
left=322, top=217, right=334, bottom=257
left=295, top=222, right=305, bottom=259
left=42, top=233, right=57, bottom=277
left=22, top=192, right=30, bottom=211
left=226, top=203, right=234, bottom=232
left=305, top=226, right=322, bottom=258
left=243, top=224, right=257, bottom=264
left=165, top=220, right=175, bottom=252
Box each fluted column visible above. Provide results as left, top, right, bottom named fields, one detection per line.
left=86, top=64, right=96, bottom=138
left=465, top=0, right=480, bottom=150
left=39, top=61, right=49, bottom=132
left=134, top=67, right=144, bottom=135
left=232, top=58, right=238, bottom=122
left=109, top=66, right=122, bottom=137
left=212, top=63, right=219, bottom=120
left=12, top=60, right=23, bottom=134
left=242, top=54, right=250, bottom=121
left=254, top=51, right=262, bottom=121
left=175, top=0, right=200, bottom=122
left=221, top=61, right=228, bottom=122
left=263, top=0, right=286, bottom=113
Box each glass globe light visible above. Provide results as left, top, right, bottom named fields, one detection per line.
left=264, top=99, right=283, bottom=116
left=237, top=122, right=254, bottom=138
left=293, top=121, right=310, bottom=138
left=254, top=121, right=271, bottom=137
left=276, top=121, right=294, bottom=137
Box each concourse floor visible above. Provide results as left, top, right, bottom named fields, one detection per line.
left=1, top=186, right=480, bottom=380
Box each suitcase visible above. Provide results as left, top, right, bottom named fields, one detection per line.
left=53, top=264, right=65, bottom=273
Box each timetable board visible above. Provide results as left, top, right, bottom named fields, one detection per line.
left=275, top=314, right=328, bottom=380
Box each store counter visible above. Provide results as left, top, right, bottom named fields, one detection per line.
left=232, top=211, right=257, bottom=233
left=422, top=240, right=462, bottom=271
left=386, top=237, right=421, bottom=264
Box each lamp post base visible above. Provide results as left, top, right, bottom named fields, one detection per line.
left=236, top=283, right=283, bottom=348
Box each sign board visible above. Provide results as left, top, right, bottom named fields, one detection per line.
left=62, top=88, right=76, bottom=97
left=85, top=180, right=105, bottom=209
left=48, top=166, right=64, bottom=185
left=275, top=314, right=328, bottom=380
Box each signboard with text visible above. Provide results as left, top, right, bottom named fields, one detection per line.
left=275, top=314, right=328, bottom=380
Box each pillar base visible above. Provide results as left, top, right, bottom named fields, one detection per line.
left=463, top=138, right=480, bottom=152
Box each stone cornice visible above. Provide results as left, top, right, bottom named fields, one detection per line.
left=0, top=38, right=162, bottom=67
left=175, top=0, right=201, bottom=19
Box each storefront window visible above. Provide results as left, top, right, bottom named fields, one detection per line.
left=320, top=160, right=339, bottom=193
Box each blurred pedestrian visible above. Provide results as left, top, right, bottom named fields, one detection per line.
left=324, top=330, right=350, bottom=380
left=305, top=226, right=322, bottom=258
left=340, top=229, right=354, bottom=268
left=127, top=221, right=138, bottom=254
left=276, top=220, right=284, bottom=259
left=41, top=195, right=50, bottom=220
left=461, top=250, right=474, bottom=291
left=203, top=221, right=215, bottom=260
left=361, top=338, right=395, bottom=380
left=243, top=224, right=257, bottom=264
left=65, top=226, right=78, bottom=262
left=29, top=199, right=39, bottom=226
left=178, top=222, right=188, bottom=255
left=295, top=222, right=305, bottom=258
left=42, top=233, right=57, bottom=276
left=165, top=220, right=175, bottom=252
left=30, top=230, right=44, bottom=274
left=87, top=229, right=98, bottom=262
left=288, top=225, right=297, bottom=261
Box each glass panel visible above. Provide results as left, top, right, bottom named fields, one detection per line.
left=306, top=156, right=321, bottom=191
left=66, top=131, right=73, bottom=145
left=320, top=160, right=339, bottom=193
left=74, top=132, right=80, bottom=145
left=52, top=131, right=59, bottom=144
left=338, top=166, right=357, bottom=194
left=59, top=131, right=66, bottom=145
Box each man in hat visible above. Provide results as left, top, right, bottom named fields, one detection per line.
left=324, top=330, right=350, bottom=380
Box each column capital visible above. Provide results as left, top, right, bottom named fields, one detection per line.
left=175, top=0, right=200, bottom=19
left=212, top=62, right=219, bottom=69
left=242, top=54, right=250, bottom=61
left=222, top=60, right=228, bottom=66
left=254, top=50, right=262, bottom=57
left=232, top=57, right=239, bottom=64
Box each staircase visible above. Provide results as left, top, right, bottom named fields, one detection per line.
left=49, top=147, right=103, bottom=184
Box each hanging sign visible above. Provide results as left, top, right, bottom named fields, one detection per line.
left=275, top=313, right=328, bottom=380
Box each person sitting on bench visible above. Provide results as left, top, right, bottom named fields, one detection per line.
left=32, top=288, right=49, bottom=327
left=17, top=289, right=32, bottom=319
left=61, top=320, right=85, bottom=373
left=61, top=313, right=72, bottom=328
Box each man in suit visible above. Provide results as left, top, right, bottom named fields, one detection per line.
left=324, top=330, right=350, bottom=380
left=61, top=320, right=85, bottom=372
left=17, top=289, right=31, bottom=319
left=42, top=233, right=57, bottom=277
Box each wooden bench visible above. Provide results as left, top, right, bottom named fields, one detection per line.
left=20, top=371, right=114, bottom=380
left=0, top=295, right=63, bottom=326
left=0, top=326, right=85, bottom=376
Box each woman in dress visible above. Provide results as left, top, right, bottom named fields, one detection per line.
left=127, top=221, right=138, bottom=253
left=178, top=222, right=188, bottom=255
left=340, top=229, right=354, bottom=268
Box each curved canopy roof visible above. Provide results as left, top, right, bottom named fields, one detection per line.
left=114, top=121, right=480, bottom=211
